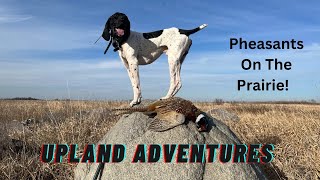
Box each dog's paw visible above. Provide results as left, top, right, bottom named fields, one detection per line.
left=160, top=95, right=175, bottom=100
left=160, top=96, right=170, bottom=100
left=130, top=99, right=141, bottom=107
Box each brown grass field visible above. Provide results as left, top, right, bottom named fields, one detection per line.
left=0, top=99, right=319, bottom=179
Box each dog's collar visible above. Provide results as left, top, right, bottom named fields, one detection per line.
left=109, top=30, right=130, bottom=52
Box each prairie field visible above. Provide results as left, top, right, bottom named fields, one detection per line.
left=0, top=99, right=319, bottom=180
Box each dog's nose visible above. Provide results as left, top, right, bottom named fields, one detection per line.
left=115, top=28, right=125, bottom=37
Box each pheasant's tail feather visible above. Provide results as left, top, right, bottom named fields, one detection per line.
left=111, top=106, right=150, bottom=116
left=111, top=106, right=149, bottom=112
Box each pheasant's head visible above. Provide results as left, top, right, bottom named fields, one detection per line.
left=195, top=112, right=209, bottom=132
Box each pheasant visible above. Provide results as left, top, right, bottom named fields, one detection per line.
left=112, top=97, right=208, bottom=132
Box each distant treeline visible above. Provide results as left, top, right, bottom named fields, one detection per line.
left=248, top=100, right=319, bottom=105
left=194, top=98, right=320, bottom=105
left=205, top=98, right=320, bottom=105
left=1, top=97, right=40, bottom=100
left=0, top=97, right=319, bottom=104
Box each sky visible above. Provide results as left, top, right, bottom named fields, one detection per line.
left=0, top=0, right=319, bottom=101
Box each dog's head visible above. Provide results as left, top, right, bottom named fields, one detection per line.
left=102, top=12, right=131, bottom=43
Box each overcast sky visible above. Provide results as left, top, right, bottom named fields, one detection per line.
left=0, top=0, right=319, bottom=101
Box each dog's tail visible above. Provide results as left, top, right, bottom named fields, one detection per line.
left=179, top=24, right=208, bottom=36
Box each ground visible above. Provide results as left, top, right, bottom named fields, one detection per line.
left=0, top=99, right=319, bottom=179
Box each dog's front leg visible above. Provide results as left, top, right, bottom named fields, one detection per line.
left=126, top=58, right=142, bottom=107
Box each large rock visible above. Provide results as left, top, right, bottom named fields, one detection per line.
left=74, top=112, right=267, bottom=180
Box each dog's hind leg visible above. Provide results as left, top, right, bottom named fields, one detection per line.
left=171, top=40, right=192, bottom=96
left=161, top=57, right=179, bottom=100
left=161, top=39, right=192, bottom=99
left=161, top=52, right=185, bottom=99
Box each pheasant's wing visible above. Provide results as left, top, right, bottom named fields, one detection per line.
left=148, top=110, right=185, bottom=132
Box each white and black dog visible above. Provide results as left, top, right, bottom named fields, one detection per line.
left=101, top=12, right=207, bottom=107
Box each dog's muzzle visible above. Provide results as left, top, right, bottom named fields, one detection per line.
left=114, top=28, right=125, bottom=37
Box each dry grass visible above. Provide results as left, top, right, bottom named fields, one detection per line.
left=0, top=100, right=319, bottom=179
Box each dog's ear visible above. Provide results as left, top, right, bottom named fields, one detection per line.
left=102, top=18, right=111, bottom=41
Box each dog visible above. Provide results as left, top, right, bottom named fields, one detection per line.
left=101, top=12, right=207, bottom=107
